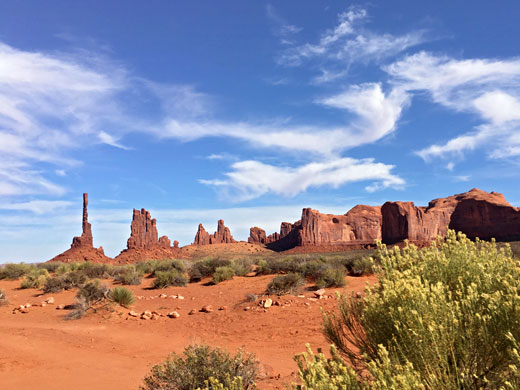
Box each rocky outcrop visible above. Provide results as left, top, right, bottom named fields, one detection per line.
left=193, top=220, right=236, bottom=245
left=71, top=193, right=93, bottom=248
left=248, top=227, right=267, bottom=244
left=115, top=208, right=182, bottom=263
left=49, top=193, right=111, bottom=263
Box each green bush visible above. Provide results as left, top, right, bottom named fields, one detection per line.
left=231, top=259, right=253, bottom=277
left=77, top=262, right=112, bottom=279
left=110, top=286, right=135, bottom=307
left=211, top=266, right=235, bottom=284
left=43, top=271, right=88, bottom=293
left=151, top=259, right=186, bottom=275
left=113, top=266, right=142, bottom=285
left=0, top=289, right=7, bottom=305
left=320, top=230, right=520, bottom=389
left=189, top=259, right=232, bottom=282
left=153, top=270, right=189, bottom=289
left=37, top=261, right=69, bottom=273
left=266, top=273, right=304, bottom=295
left=0, top=263, right=33, bottom=280
left=349, top=257, right=374, bottom=276
left=315, top=268, right=346, bottom=289
left=20, top=268, right=49, bottom=289
left=67, top=280, right=109, bottom=320
left=141, top=344, right=258, bottom=390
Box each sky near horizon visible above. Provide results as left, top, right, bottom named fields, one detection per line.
left=1, top=1, right=520, bottom=262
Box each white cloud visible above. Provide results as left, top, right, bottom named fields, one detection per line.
left=200, top=157, right=404, bottom=201
left=266, top=4, right=302, bottom=43
left=0, top=200, right=72, bottom=214
left=98, top=131, right=131, bottom=150
left=278, top=7, right=424, bottom=70
left=385, top=52, right=520, bottom=162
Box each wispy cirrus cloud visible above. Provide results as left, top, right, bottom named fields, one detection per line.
left=200, top=157, right=404, bottom=201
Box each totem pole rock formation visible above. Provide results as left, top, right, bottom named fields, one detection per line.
left=49, top=193, right=110, bottom=263
left=71, top=193, right=93, bottom=248
left=193, top=220, right=236, bottom=245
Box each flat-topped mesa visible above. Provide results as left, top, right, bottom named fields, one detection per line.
left=193, top=220, right=236, bottom=245
left=71, top=193, right=94, bottom=248
left=127, top=208, right=173, bottom=250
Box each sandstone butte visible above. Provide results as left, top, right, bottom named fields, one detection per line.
left=48, top=188, right=520, bottom=263
left=248, top=188, right=520, bottom=251
left=193, top=219, right=236, bottom=245
left=49, top=193, right=111, bottom=263
left=114, top=208, right=181, bottom=263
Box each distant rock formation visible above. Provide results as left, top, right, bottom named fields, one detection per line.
left=49, top=193, right=110, bottom=263
left=71, top=193, right=93, bottom=248
left=252, top=188, right=520, bottom=251
left=193, top=220, right=236, bottom=245
left=115, top=208, right=182, bottom=263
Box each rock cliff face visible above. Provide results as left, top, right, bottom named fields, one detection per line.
left=257, top=188, right=520, bottom=251
left=194, top=220, right=236, bottom=245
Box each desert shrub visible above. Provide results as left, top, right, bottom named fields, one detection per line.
left=153, top=270, right=189, bottom=289
left=0, top=289, right=7, bottom=305
left=20, top=268, right=49, bottom=289
left=266, top=273, right=304, bottom=295
left=211, top=266, right=235, bottom=285
left=151, top=259, right=186, bottom=276
left=349, top=257, right=374, bottom=276
left=67, top=280, right=109, bottom=320
left=245, top=293, right=258, bottom=302
left=321, top=230, right=520, bottom=389
left=113, top=266, right=142, bottom=285
left=0, top=263, right=33, bottom=280
left=299, top=259, right=328, bottom=280
left=37, top=261, right=68, bottom=273
left=231, top=258, right=253, bottom=277
left=141, top=344, right=258, bottom=390
left=189, top=259, right=232, bottom=282
left=77, top=262, right=112, bottom=279
left=315, top=268, right=346, bottom=289
left=110, top=286, right=135, bottom=307
left=43, top=271, right=88, bottom=293
left=135, top=260, right=156, bottom=275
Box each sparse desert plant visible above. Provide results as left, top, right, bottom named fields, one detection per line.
left=0, top=289, right=7, bottom=305
left=67, top=280, right=110, bottom=320
left=77, top=262, right=112, bottom=279
left=315, top=267, right=346, bottom=289
left=266, top=273, right=304, bottom=295
left=320, top=230, right=520, bottom=389
left=231, top=258, right=253, bottom=276
left=113, top=266, right=142, bottom=285
left=109, top=286, right=135, bottom=307
left=37, top=261, right=68, bottom=273
left=43, top=271, right=88, bottom=293
left=349, top=257, right=374, bottom=276
left=150, top=259, right=186, bottom=276
left=153, top=270, right=189, bottom=289
left=189, top=258, right=232, bottom=282
left=211, top=266, right=235, bottom=284
left=0, top=263, right=33, bottom=280
left=245, top=293, right=258, bottom=302
left=141, top=344, right=258, bottom=390
left=299, top=259, right=328, bottom=280
left=20, top=268, right=49, bottom=289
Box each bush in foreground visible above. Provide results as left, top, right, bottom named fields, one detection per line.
left=20, top=268, right=49, bottom=289
left=141, top=344, right=258, bottom=390
left=43, top=271, right=88, bottom=293
left=0, top=263, right=33, bottom=280
left=211, top=266, right=235, bottom=284
left=315, top=268, right=346, bottom=289
left=153, top=270, right=189, bottom=289
left=67, top=280, right=109, bottom=320
left=110, top=286, right=135, bottom=307
left=267, top=273, right=304, bottom=295
left=314, top=230, right=520, bottom=389
left=189, top=259, right=232, bottom=282
left=113, top=266, right=142, bottom=285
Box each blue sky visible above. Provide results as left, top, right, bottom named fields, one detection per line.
left=1, top=1, right=520, bottom=261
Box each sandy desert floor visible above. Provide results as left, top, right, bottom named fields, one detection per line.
left=0, top=273, right=376, bottom=390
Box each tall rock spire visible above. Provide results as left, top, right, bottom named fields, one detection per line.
left=71, top=193, right=93, bottom=248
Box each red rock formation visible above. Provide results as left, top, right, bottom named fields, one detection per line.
left=49, top=193, right=111, bottom=263
left=248, top=227, right=267, bottom=244
left=194, top=220, right=236, bottom=245
left=115, top=208, right=181, bottom=263
left=71, top=193, right=93, bottom=248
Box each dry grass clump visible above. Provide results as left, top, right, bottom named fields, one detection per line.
left=153, top=270, right=189, bottom=289
left=266, top=273, right=304, bottom=296
left=20, top=268, right=49, bottom=289
left=109, top=286, right=135, bottom=307
left=0, top=289, right=7, bottom=306
left=66, top=280, right=109, bottom=320
left=141, top=344, right=258, bottom=390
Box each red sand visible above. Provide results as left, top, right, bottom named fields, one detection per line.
left=0, top=274, right=375, bottom=390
